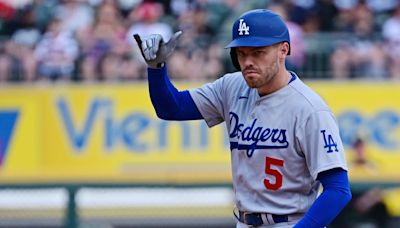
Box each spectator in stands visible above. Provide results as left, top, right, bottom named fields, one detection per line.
left=313, top=0, right=340, bottom=32
left=382, top=4, right=400, bottom=79
left=126, top=2, right=172, bottom=44
left=0, top=2, right=14, bottom=82
left=167, top=2, right=223, bottom=81
left=206, top=0, right=244, bottom=37
left=280, top=0, right=309, bottom=27
left=0, top=43, right=12, bottom=82
left=349, top=137, right=377, bottom=171
left=34, top=18, right=79, bottom=81
left=330, top=3, right=388, bottom=79
left=30, top=0, right=59, bottom=33
left=2, top=0, right=400, bottom=82
left=54, top=0, right=94, bottom=36
left=77, top=2, right=127, bottom=81
left=0, top=1, right=17, bottom=36
left=268, top=3, right=306, bottom=71
left=99, top=52, right=145, bottom=81
left=1, top=4, right=41, bottom=82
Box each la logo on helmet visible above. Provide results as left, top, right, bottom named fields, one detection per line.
left=238, top=19, right=249, bottom=35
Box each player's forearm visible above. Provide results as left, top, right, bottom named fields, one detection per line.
left=294, top=169, right=352, bottom=228
left=147, top=65, right=202, bottom=120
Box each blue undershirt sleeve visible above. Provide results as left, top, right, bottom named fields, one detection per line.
left=294, top=168, right=352, bottom=228
left=147, top=65, right=203, bottom=120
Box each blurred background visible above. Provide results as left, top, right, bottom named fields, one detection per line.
left=0, top=0, right=400, bottom=227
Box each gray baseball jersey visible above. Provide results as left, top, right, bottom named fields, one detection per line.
left=189, top=72, right=347, bottom=215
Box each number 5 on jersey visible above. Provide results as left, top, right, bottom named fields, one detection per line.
left=264, top=157, right=285, bottom=190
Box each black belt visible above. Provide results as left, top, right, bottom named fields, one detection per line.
left=236, top=210, right=289, bottom=226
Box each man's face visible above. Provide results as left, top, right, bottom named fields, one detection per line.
left=236, top=44, right=281, bottom=89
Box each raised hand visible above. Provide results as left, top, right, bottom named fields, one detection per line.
left=133, top=31, right=182, bottom=68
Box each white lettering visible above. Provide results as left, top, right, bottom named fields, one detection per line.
left=238, top=19, right=250, bottom=35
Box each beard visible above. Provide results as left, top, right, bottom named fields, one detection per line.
left=243, top=60, right=279, bottom=89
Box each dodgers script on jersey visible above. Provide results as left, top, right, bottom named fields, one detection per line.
left=189, top=72, right=347, bottom=215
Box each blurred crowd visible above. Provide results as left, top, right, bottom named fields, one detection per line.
left=0, top=0, right=399, bottom=82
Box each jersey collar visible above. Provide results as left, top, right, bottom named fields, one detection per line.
left=288, top=71, right=297, bottom=84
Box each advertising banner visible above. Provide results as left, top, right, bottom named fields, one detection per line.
left=0, top=82, right=399, bottom=184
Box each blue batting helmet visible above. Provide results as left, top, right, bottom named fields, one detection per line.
left=226, top=9, right=291, bottom=70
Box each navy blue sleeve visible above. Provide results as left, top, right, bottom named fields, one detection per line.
left=147, top=65, right=203, bottom=120
left=294, top=168, right=352, bottom=228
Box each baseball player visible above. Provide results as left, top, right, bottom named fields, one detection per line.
left=134, top=9, right=352, bottom=228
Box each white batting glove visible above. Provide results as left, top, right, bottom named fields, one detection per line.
left=133, top=31, right=182, bottom=68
